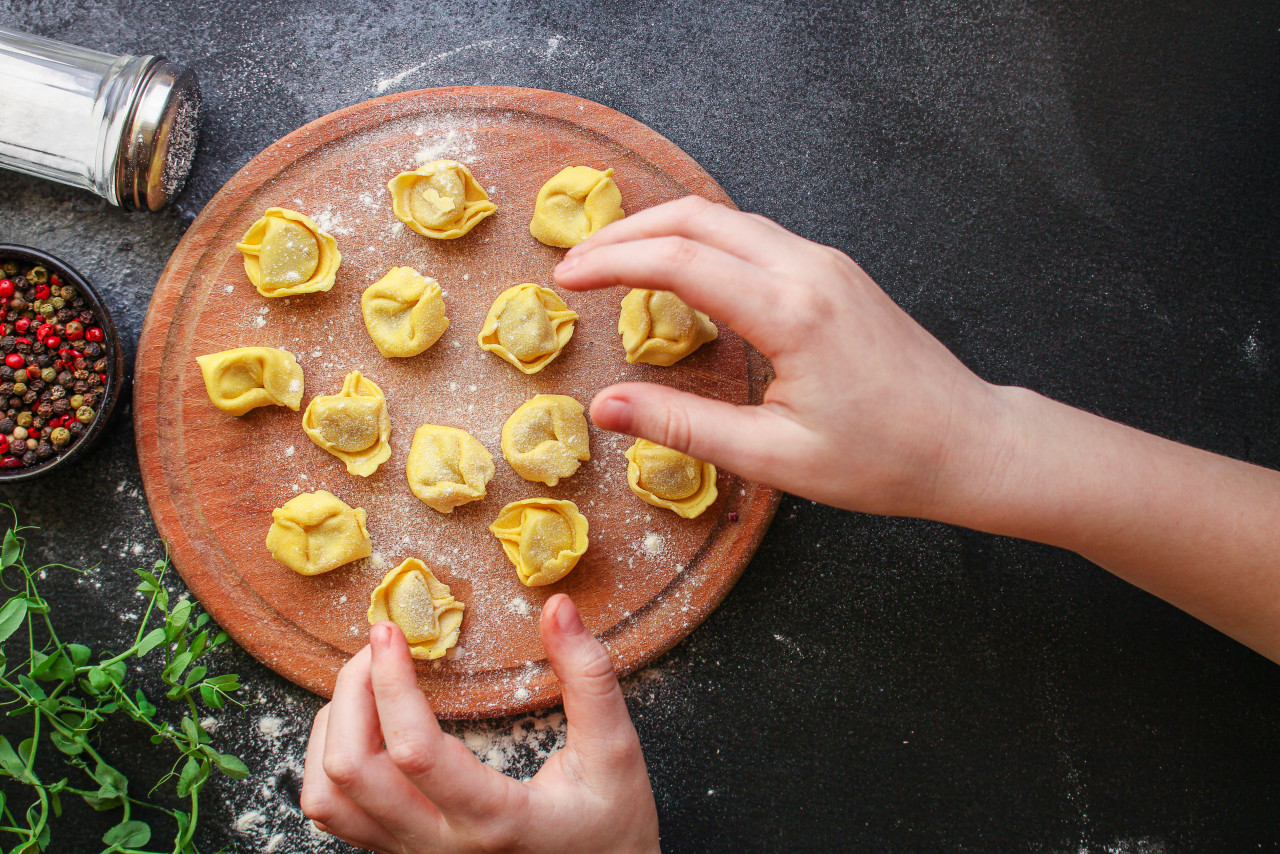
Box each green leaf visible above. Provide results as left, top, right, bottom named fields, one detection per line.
left=48, top=730, right=83, bottom=756
left=85, top=667, right=110, bottom=693
left=21, top=595, right=48, bottom=614
left=194, top=613, right=210, bottom=629
left=0, top=736, right=29, bottom=780
left=102, top=660, right=127, bottom=685
left=187, top=630, right=210, bottom=661
left=163, top=651, right=194, bottom=684
left=32, top=650, right=73, bottom=683
left=91, top=762, right=128, bottom=799
left=0, top=597, right=27, bottom=643
left=212, top=753, right=249, bottom=780
left=65, top=643, right=91, bottom=667
left=175, top=757, right=210, bottom=798
left=165, top=600, right=193, bottom=642
left=134, top=689, right=156, bottom=721
left=136, top=627, right=168, bottom=657
left=103, top=819, right=151, bottom=848
left=183, top=665, right=208, bottom=688
left=179, top=716, right=200, bottom=745
left=1, top=529, right=20, bottom=568
left=17, top=675, right=45, bottom=700
left=17, top=738, right=36, bottom=766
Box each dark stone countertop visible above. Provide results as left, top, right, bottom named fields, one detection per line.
left=1, top=1, right=1277, bottom=851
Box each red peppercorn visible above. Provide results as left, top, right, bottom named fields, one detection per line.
left=85, top=327, right=104, bottom=343
left=4, top=354, right=23, bottom=370
left=34, top=284, right=51, bottom=300
left=50, top=274, right=62, bottom=287
left=0, top=437, right=8, bottom=455
left=0, top=280, right=12, bottom=298
left=13, top=337, right=30, bottom=348
left=0, top=456, right=20, bottom=469
left=64, top=321, right=83, bottom=341
left=43, top=335, right=60, bottom=349
left=25, top=366, right=39, bottom=381
left=36, top=323, right=54, bottom=341
left=15, top=317, right=30, bottom=334
left=0, top=324, right=6, bottom=337
left=0, top=298, right=8, bottom=310
left=58, top=348, right=75, bottom=361
left=27, top=430, right=38, bottom=440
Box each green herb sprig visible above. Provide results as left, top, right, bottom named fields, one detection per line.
left=0, top=517, right=247, bottom=853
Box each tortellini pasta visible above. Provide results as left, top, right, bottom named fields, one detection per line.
left=477, top=284, right=577, bottom=374
left=195, top=347, right=304, bottom=415
left=360, top=267, right=449, bottom=358
left=236, top=207, right=341, bottom=298
left=489, top=499, right=589, bottom=587
left=624, top=439, right=718, bottom=518
left=529, top=166, right=624, bottom=248
left=367, top=558, right=465, bottom=660
left=619, top=289, right=718, bottom=366
left=387, top=159, right=496, bottom=239
left=405, top=424, right=495, bottom=513
left=501, top=394, right=590, bottom=486
left=265, top=490, right=371, bottom=576
left=302, top=371, right=392, bottom=476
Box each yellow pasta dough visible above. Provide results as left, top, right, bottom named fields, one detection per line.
left=529, top=166, right=624, bottom=248
left=265, top=490, right=371, bottom=576
left=360, top=266, right=449, bottom=358
left=367, top=558, right=464, bottom=660
left=301, top=371, right=392, bottom=476
left=405, top=424, right=495, bottom=513
left=195, top=347, right=304, bottom=415
left=619, top=289, right=718, bottom=366
left=387, top=159, right=496, bottom=239
left=477, top=284, right=577, bottom=374
left=489, top=498, right=589, bottom=587
left=625, top=439, right=718, bottom=518
left=501, top=394, right=590, bottom=486
left=236, top=207, right=341, bottom=297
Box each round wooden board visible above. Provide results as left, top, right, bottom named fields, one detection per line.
left=135, top=86, right=779, bottom=719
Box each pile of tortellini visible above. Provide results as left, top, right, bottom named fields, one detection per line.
left=196, top=160, right=722, bottom=660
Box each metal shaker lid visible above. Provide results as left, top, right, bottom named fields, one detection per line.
left=115, top=58, right=200, bottom=211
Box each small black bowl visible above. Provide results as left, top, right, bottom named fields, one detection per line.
left=0, top=245, right=125, bottom=482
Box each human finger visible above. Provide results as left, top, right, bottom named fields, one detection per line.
left=300, top=704, right=399, bottom=853
left=590, top=382, right=806, bottom=483
left=541, top=594, right=640, bottom=764
left=368, top=621, right=523, bottom=823
left=323, top=646, right=444, bottom=838
left=563, top=196, right=793, bottom=267
left=553, top=237, right=787, bottom=352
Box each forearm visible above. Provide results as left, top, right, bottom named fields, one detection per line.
left=941, top=385, right=1280, bottom=660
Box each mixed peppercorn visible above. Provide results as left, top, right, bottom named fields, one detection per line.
left=0, top=258, right=110, bottom=470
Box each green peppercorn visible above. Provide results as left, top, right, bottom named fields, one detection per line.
left=59, top=285, right=76, bottom=301
left=14, top=412, right=31, bottom=429
left=49, top=427, right=70, bottom=448
left=11, top=382, right=26, bottom=396
left=27, top=266, right=47, bottom=285
left=68, top=394, right=84, bottom=409
left=50, top=297, right=64, bottom=310
left=40, top=368, right=56, bottom=384
left=75, top=406, right=94, bottom=424
left=39, top=304, right=55, bottom=319
left=1, top=261, right=16, bottom=275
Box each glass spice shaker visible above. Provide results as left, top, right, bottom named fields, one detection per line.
left=0, top=26, right=201, bottom=211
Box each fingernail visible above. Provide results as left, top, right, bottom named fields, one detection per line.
left=555, top=597, right=584, bottom=635
left=555, top=255, right=579, bottom=275
left=372, top=622, right=392, bottom=649
left=592, top=396, right=633, bottom=432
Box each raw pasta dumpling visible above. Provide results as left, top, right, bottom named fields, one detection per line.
left=361, top=266, right=449, bottom=358
left=387, top=159, right=496, bottom=239
left=489, top=498, right=589, bottom=587
left=619, top=289, right=718, bottom=366
left=529, top=166, right=624, bottom=248
left=478, top=284, right=577, bottom=374
left=302, top=371, right=392, bottom=476
left=405, top=425, right=495, bottom=513
left=625, top=439, right=718, bottom=518
left=196, top=347, right=304, bottom=415
left=501, top=394, right=590, bottom=486
left=236, top=207, right=341, bottom=297
left=367, top=558, right=464, bottom=660
left=265, top=490, right=371, bottom=575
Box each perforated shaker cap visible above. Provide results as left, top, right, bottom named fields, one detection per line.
left=115, top=59, right=201, bottom=211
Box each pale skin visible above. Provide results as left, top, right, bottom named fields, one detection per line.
left=303, top=196, right=1280, bottom=851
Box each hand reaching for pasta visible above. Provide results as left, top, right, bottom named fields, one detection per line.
left=301, top=595, right=660, bottom=853
left=553, top=196, right=1008, bottom=521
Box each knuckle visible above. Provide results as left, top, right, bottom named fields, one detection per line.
left=600, top=733, right=644, bottom=768
left=321, top=751, right=363, bottom=789
left=385, top=737, right=438, bottom=779
left=299, top=786, right=336, bottom=824
left=655, top=235, right=700, bottom=271
left=649, top=404, right=695, bottom=456
left=672, top=194, right=715, bottom=218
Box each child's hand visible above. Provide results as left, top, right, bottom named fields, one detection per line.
left=301, top=595, right=660, bottom=853
left=553, top=196, right=1008, bottom=520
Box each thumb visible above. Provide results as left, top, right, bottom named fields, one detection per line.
left=541, top=594, right=637, bottom=759
left=590, top=381, right=795, bottom=479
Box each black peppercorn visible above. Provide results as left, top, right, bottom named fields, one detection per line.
left=87, top=375, right=102, bottom=390
left=92, top=358, right=109, bottom=374
left=14, top=339, right=30, bottom=354
left=56, top=308, right=74, bottom=323
left=6, top=398, right=18, bottom=410
left=35, top=442, right=53, bottom=459
left=22, top=390, right=37, bottom=405
left=35, top=354, right=53, bottom=369
left=0, top=383, right=12, bottom=398
left=0, top=367, right=12, bottom=382
left=68, top=421, right=85, bottom=436
left=20, top=450, right=37, bottom=466
left=10, top=298, right=27, bottom=313
left=0, top=418, right=12, bottom=434
left=72, top=379, right=89, bottom=394
left=71, top=339, right=86, bottom=353
left=84, top=342, right=103, bottom=359
left=78, top=310, right=94, bottom=324
left=35, top=402, right=52, bottom=420
left=82, top=391, right=100, bottom=409
left=0, top=336, right=14, bottom=352
left=31, top=341, right=45, bottom=355
left=50, top=398, right=69, bottom=415
left=49, top=386, right=65, bottom=401
left=56, top=371, right=73, bottom=387
left=31, top=417, right=44, bottom=431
